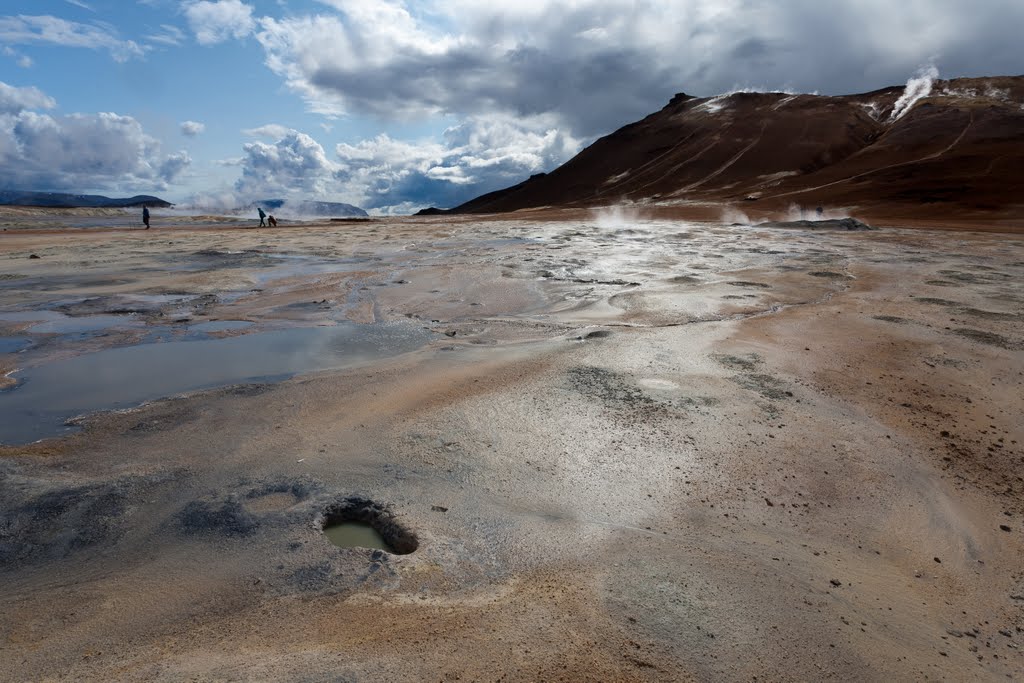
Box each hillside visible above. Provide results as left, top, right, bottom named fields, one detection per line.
left=0, top=191, right=171, bottom=208
left=446, top=76, right=1024, bottom=221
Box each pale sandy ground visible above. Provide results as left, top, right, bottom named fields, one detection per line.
left=0, top=209, right=1022, bottom=681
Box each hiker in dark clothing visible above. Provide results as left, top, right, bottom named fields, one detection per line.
left=142, top=205, right=150, bottom=229
left=257, top=207, right=266, bottom=227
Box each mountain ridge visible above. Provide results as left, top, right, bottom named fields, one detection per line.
left=0, top=191, right=171, bottom=208
left=435, top=75, right=1024, bottom=221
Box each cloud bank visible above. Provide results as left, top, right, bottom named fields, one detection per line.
left=0, top=82, right=191, bottom=192
left=224, top=114, right=580, bottom=213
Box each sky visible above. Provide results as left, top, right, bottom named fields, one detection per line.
left=0, top=1, right=1022, bottom=214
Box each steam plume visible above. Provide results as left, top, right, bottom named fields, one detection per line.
left=890, top=64, right=939, bottom=121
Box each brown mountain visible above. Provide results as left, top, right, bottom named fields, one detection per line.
left=445, top=76, right=1024, bottom=224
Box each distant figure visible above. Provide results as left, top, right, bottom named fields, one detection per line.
left=268, top=214, right=278, bottom=227
left=142, top=205, right=150, bottom=229
left=257, top=207, right=266, bottom=227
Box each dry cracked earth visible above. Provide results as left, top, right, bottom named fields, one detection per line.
left=0, top=209, right=1022, bottom=681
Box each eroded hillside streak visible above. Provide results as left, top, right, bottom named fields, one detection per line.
left=670, top=122, right=769, bottom=195
left=766, top=109, right=975, bottom=200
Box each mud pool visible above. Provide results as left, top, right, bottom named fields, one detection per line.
left=323, top=522, right=392, bottom=552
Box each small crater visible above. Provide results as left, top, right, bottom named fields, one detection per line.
left=247, top=492, right=300, bottom=513
left=319, top=498, right=418, bottom=555
left=727, top=281, right=771, bottom=288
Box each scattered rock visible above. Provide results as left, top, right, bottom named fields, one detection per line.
left=757, top=218, right=875, bottom=231
left=28, top=254, right=40, bottom=259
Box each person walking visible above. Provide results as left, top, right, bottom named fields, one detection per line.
left=142, top=205, right=150, bottom=229
left=257, top=207, right=266, bottom=227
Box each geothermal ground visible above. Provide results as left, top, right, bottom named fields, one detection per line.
left=1, top=207, right=1022, bottom=681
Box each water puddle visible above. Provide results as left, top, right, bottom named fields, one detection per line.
left=0, top=311, right=65, bottom=323
left=0, top=337, right=31, bottom=354
left=320, top=498, right=418, bottom=555
left=323, top=522, right=392, bottom=551
left=0, top=322, right=434, bottom=444
left=189, top=320, right=254, bottom=333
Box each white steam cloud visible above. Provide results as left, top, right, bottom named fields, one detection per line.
left=890, top=64, right=939, bottom=121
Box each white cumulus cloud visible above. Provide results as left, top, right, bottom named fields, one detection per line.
left=242, top=123, right=291, bottom=139
left=0, top=82, right=56, bottom=115
left=235, top=130, right=340, bottom=198
left=0, top=105, right=191, bottom=192
left=180, top=120, right=205, bottom=136
left=183, top=0, right=256, bottom=45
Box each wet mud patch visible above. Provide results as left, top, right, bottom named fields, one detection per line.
left=731, top=373, right=793, bottom=400
left=711, top=353, right=762, bottom=373
left=958, top=308, right=1021, bottom=321
left=937, top=270, right=1011, bottom=284
left=808, top=271, right=852, bottom=280
left=0, top=475, right=167, bottom=569
left=727, top=281, right=771, bottom=289
left=951, top=328, right=1019, bottom=350
left=566, top=366, right=707, bottom=415
left=713, top=353, right=793, bottom=401
left=568, top=366, right=657, bottom=409
left=179, top=497, right=260, bottom=537
left=577, top=330, right=613, bottom=340
left=54, top=296, right=163, bottom=318
left=913, top=297, right=960, bottom=307
left=318, top=497, right=418, bottom=555
left=188, top=249, right=273, bottom=270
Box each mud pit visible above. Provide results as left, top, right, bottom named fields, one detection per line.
left=0, top=210, right=1022, bottom=680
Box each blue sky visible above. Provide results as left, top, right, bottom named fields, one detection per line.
left=1, top=1, right=1022, bottom=214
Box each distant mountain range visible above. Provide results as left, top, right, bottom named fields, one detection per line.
left=0, top=191, right=370, bottom=218
left=425, top=75, right=1024, bottom=221
left=0, top=191, right=171, bottom=208
left=256, top=199, right=368, bottom=218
